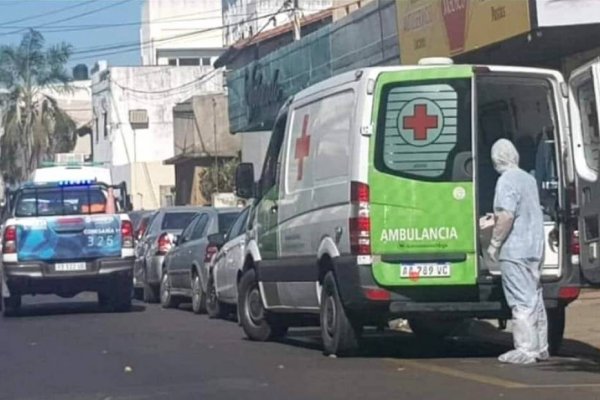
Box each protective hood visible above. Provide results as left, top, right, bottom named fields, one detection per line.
left=491, top=139, right=520, bottom=174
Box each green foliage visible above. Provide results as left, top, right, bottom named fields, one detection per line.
left=0, top=29, right=76, bottom=183
left=199, top=158, right=239, bottom=203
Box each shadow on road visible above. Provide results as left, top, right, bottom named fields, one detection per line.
left=275, top=322, right=600, bottom=371
left=4, top=301, right=146, bottom=318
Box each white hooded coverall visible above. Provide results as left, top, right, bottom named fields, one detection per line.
left=488, top=139, right=549, bottom=364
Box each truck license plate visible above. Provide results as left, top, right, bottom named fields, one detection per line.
left=400, top=263, right=451, bottom=278
left=54, top=262, right=87, bottom=272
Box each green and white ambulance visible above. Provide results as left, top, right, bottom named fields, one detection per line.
left=234, top=57, right=600, bottom=356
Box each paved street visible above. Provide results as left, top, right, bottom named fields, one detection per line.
left=1, top=295, right=600, bottom=400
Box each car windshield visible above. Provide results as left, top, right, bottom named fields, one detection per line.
left=218, top=212, right=240, bottom=234
left=14, top=185, right=109, bottom=217
left=161, top=212, right=197, bottom=230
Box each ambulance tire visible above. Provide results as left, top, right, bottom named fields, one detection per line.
left=238, top=269, right=288, bottom=342
left=408, top=317, right=465, bottom=341
left=2, top=294, right=21, bottom=317
left=547, top=306, right=565, bottom=356
left=320, top=272, right=362, bottom=357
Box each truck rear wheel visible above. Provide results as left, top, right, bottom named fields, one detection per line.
left=548, top=306, right=565, bottom=356
left=107, top=277, right=132, bottom=312
left=320, top=272, right=362, bottom=357
left=238, top=269, right=287, bottom=341
left=2, top=294, right=21, bottom=317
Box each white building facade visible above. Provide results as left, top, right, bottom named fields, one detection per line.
left=91, top=62, right=223, bottom=209
left=222, top=0, right=332, bottom=46
left=141, top=0, right=225, bottom=66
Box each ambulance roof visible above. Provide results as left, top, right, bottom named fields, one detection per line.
left=292, top=64, right=565, bottom=103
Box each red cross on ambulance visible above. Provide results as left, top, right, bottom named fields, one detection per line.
left=398, top=99, right=444, bottom=147
left=295, top=115, right=311, bottom=181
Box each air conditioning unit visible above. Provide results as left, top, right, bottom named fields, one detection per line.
left=55, top=153, right=86, bottom=164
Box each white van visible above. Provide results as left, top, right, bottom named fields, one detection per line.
left=234, top=58, right=600, bottom=356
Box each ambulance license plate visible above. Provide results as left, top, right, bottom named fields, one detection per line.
left=400, top=263, right=451, bottom=278
left=54, top=262, right=87, bottom=272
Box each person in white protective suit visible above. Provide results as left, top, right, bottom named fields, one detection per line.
left=487, top=139, right=549, bottom=365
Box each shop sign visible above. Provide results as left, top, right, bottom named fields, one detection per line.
left=397, top=0, right=531, bottom=64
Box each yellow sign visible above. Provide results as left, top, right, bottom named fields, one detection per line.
left=397, top=0, right=531, bottom=64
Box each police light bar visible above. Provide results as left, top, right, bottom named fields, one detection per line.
left=58, top=179, right=98, bottom=187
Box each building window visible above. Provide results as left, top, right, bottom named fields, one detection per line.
left=94, top=116, right=99, bottom=144
left=201, top=57, right=212, bottom=66
left=103, top=112, right=108, bottom=139
left=179, top=58, right=200, bottom=66
left=168, top=58, right=177, bottom=66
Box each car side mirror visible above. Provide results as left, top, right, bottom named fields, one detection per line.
left=207, top=232, right=226, bottom=249
left=235, top=163, right=255, bottom=199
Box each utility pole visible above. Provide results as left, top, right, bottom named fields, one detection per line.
left=287, top=0, right=301, bottom=41
left=212, top=97, right=219, bottom=194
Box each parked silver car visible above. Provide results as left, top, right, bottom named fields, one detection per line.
left=133, top=207, right=205, bottom=303
left=160, top=208, right=240, bottom=313
left=205, top=206, right=251, bottom=318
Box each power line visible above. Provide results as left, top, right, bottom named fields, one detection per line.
left=0, top=11, right=263, bottom=34
left=111, top=68, right=221, bottom=95
left=0, top=0, right=135, bottom=37
left=0, top=0, right=99, bottom=26
left=71, top=2, right=341, bottom=63
left=70, top=10, right=281, bottom=59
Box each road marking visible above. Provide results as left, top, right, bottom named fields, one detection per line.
left=387, top=359, right=527, bottom=389
left=387, top=359, right=600, bottom=390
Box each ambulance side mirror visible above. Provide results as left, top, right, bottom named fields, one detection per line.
left=236, top=163, right=255, bottom=199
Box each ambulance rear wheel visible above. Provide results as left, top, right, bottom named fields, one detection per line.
left=547, top=306, right=565, bottom=356
left=320, top=272, right=362, bottom=357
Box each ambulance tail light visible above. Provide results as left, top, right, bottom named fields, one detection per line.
left=2, top=225, right=17, bottom=254
left=350, top=182, right=371, bottom=257
left=559, top=287, right=580, bottom=303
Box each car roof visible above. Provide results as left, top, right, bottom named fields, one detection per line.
left=158, top=206, right=211, bottom=214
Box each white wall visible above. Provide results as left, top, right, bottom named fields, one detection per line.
left=91, top=64, right=223, bottom=209
left=223, top=0, right=333, bottom=46
left=141, top=0, right=224, bottom=65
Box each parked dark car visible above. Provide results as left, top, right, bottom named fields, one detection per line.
left=129, top=210, right=154, bottom=240
left=160, top=208, right=240, bottom=313
left=133, top=207, right=206, bottom=303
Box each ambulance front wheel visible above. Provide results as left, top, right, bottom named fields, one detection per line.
left=320, top=272, right=362, bottom=357
left=238, top=269, right=288, bottom=342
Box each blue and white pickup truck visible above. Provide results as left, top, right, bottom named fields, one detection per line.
left=0, top=180, right=134, bottom=316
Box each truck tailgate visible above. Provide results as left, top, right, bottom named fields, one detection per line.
left=16, top=215, right=122, bottom=262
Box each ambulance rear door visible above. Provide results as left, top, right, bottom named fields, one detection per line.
left=568, top=58, right=600, bottom=284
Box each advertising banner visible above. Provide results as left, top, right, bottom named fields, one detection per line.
left=397, top=0, right=531, bottom=64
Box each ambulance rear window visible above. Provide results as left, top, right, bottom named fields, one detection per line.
left=374, top=78, right=472, bottom=182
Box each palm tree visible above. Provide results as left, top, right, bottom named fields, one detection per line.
left=0, top=29, right=76, bottom=183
